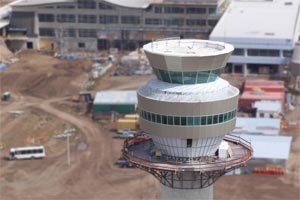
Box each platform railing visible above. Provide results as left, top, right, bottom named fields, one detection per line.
left=123, top=134, right=252, bottom=172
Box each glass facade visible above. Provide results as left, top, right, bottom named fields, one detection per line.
left=39, top=28, right=55, bottom=37
left=164, top=18, right=184, bottom=26
left=38, top=14, right=54, bottom=22
left=186, top=7, right=206, bottom=14
left=99, top=2, right=114, bottom=10
left=56, top=5, right=75, bottom=9
left=283, top=50, right=293, bottom=58
left=57, top=14, right=76, bottom=23
left=121, top=16, right=140, bottom=24
left=78, top=15, right=97, bottom=23
left=140, top=109, right=237, bottom=126
left=164, top=7, right=184, bottom=14
left=78, top=29, right=97, bottom=38
left=152, top=68, right=223, bottom=84
left=145, top=18, right=163, bottom=25
left=232, top=48, right=245, bottom=56
left=186, top=19, right=206, bottom=26
left=99, top=15, right=118, bottom=24
left=248, top=49, right=280, bottom=57
left=78, top=0, right=96, bottom=9
left=63, top=29, right=76, bottom=37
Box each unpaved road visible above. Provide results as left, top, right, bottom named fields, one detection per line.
left=0, top=97, right=159, bottom=200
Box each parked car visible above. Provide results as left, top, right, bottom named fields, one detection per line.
left=114, top=129, right=136, bottom=138
left=115, top=132, right=134, bottom=138
left=115, top=158, right=134, bottom=168
left=117, top=128, right=136, bottom=135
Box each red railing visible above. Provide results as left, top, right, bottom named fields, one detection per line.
left=123, top=134, right=252, bottom=172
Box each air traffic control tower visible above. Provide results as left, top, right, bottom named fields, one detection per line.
left=123, top=38, right=252, bottom=200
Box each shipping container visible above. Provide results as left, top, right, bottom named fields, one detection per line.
left=124, top=114, right=139, bottom=120
left=116, top=119, right=138, bottom=131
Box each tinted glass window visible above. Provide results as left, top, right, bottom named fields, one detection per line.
left=183, top=72, right=197, bottom=84
left=213, top=115, right=218, bottom=124
left=151, top=113, right=156, bottom=122
left=156, top=114, right=161, bottom=123
left=194, top=117, right=200, bottom=125
left=181, top=117, right=186, bottom=125
left=187, top=117, right=193, bottom=126
left=162, top=116, right=167, bottom=124
left=174, top=116, right=180, bottom=125
left=167, top=116, right=174, bottom=125
left=218, top=114, right=224, bottom=123
left=201, top=116, right=207, bottom=125
left=169, top=71, right=183, bottom=84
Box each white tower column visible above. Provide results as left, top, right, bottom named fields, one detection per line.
left=161, top=185, right=213, bottom=200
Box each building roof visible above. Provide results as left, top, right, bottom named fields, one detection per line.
left=233, top=117, right=281, bottom=136
left=210, top=0, right=300, bottom=49
left=252, top=100, right=282, bottom=113
left=93, top=91, right=137, bottom=105
left=244, top=80, right=285, bottom=93
left=245, top=80, right=285, bottom=90
left=138, top=78, right=239, bottom=102
left=0, top=20, right=9, bottom=29
left=12, top=0, right=74, bottom=6
left=143, top=39, right=233, bottom=72
left=240, top=91, right=285, bottom=101
left=143, top=39, right=232, bottom=57
left=105, top=0, right=154, bottom=8
left=12, top=0, right=220, bottom=8
left=233, top=133, right=292, bottom=160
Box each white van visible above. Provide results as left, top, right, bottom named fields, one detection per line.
left=9, top=146, right=45, bottom=160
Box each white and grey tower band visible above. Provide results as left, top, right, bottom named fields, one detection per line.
left=123, top=38, right=252, bottom=200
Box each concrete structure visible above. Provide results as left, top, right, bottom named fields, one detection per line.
left=232, top=134, right=292, bottom=172
left=7, top=0, right=230, bottom=51
left=239, top=90, right=285, bottom=110
left=0, top=0, right=25, bottom=36
left=234, top=117, right=281, bottom=136
left=93, top=90, right=137, bottom=114
left=123, top=38, right=252, bottom=200
left=210, top=0, right=300, bottom=75
left=239, top=79, right=286, bottom=110
left=252, top=100, right=282, bottom=118
left=290, top=39, right=300, bottom=76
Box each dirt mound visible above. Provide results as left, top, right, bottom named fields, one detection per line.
left=0, top=51, right=91, bottom=98
left=0, top=37, right=13, bottom=61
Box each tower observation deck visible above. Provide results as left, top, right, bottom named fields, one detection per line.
left=123, top=38, right=252, bottom=200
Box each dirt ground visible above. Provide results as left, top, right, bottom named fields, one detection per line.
left=0, top=51, right=91, bottom=98
left=0, top=51, right=299, bottom=200
left=0, top=0, right=15, bottom=7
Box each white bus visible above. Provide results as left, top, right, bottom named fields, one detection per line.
left=9, top=146, right=45, bottom=160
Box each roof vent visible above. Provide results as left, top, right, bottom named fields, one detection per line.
left=284, top=2, right=293, bottom=5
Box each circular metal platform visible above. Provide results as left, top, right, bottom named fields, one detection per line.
left=122, top=134, right=252, bottom=189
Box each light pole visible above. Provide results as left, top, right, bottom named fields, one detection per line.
left=53, top=128, right=76, bottom=166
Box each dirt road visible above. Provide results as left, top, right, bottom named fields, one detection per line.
left=1, top=96, right=159, bottom=200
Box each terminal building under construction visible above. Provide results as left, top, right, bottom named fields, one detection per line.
left=7, top=0, right=229, bottom=51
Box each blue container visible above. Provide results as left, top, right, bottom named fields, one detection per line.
left=84, top=95, right=89, bottom=102
left=2, top=92, right=11, bottom=101
left=0, top=63, right=8, bottom=72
